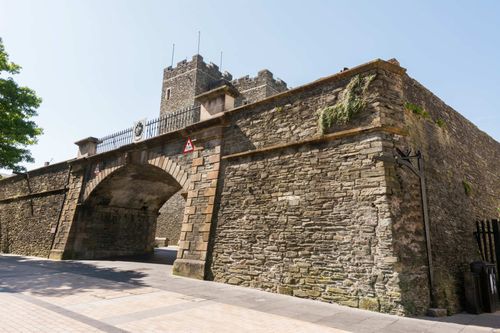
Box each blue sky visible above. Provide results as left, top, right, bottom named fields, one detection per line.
left=1, top=0, right=499, bottom=172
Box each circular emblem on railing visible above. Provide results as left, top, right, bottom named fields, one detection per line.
left=134, top=122, right=143, bottom=136
left=133, top=118, right=146, bottom=142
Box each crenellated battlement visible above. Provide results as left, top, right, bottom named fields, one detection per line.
left=232, top=69, right=288, bottom=106
left=160, top=54, right=287, bottom=115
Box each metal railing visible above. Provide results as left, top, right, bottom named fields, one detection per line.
left=96, top=105, right=200, bottom=154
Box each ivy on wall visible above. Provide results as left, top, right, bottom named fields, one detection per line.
left=317, top=74, right=376, bottom=134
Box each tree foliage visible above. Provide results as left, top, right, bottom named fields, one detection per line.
left=0, top=38, right=43, bottom=172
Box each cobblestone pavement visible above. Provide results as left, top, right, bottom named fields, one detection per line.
left=0, top=247, right=499, bottom=333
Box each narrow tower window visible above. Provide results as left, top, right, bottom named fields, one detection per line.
left=166, top=88, right=172, bottom=101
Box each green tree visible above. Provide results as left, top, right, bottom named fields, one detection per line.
left=0, top=38, right=42, bottom=173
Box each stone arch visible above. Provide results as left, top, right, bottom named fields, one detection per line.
left=82, top=154, right=190, bottom=203
left=70, top=159, right=189, bottom=259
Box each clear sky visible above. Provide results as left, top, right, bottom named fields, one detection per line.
left=0, top=0, right=499, bottom=173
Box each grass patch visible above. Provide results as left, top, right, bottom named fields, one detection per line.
left=435, top=118, right=446, bottom=128
left=405, top=102, right=430, bottom=119
left=463, top=180, right=472, bottom=197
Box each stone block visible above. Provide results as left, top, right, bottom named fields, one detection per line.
left=204, top=204, right=214, bottom=214
left=227, top=277, right=242, bottom=285
left=199, top=223, right=212, bottom=232
left=192, top=157, right=204, bottom=167
left=181, top=223, right=193, bottom=232
left=293, top=289, right=309, bottom=298
left=207, top=170, right=219, bottom=180
left=178, top=240, right=190, bottom=250
left=207, top=154, right=220, bottom=164
left=194, top=241, right=208, bottom=251
left=359, top=297, right=380, bottom=311
left=277, top=285, right=293, bottom=295
left=184, top=206, right=196, bottom=215
left=172, top=259, right=205, bottom=280
left=204, top=187, right=216, bottom=197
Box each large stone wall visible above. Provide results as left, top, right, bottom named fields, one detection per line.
left=0, top=162, right=70, bottom=257
left=222, top=68, right=382, bottom=157
left=210, top=133, right=402, bottom=313
left=208, top=63, right=409, bottom=315
left=381, top=71, right=500, bottom=314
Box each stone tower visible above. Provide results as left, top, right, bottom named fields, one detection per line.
left=159, top=54, right=288, bottom=117
left=159, top=55, right=230, bottom=116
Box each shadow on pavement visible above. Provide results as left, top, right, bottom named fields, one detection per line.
left=421, top=309, right=500, bottom=329
left=100, top=247, right=177, bottom=265
left=0, top=254, right=149, bottom=297
left=0, top=247, right=178, bottom=298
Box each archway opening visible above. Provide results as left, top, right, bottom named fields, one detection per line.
left=155, top=191, right=186, bottom=247
left=71, top=163, right=185, bottom=261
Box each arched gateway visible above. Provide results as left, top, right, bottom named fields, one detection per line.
left=48, top=126, right=223, bottom=280
left=72, top=163, right=184, bottom=259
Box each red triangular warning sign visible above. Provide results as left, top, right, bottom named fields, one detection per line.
left=183, top=137, right=194, bottom=154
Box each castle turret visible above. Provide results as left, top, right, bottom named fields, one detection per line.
left=160, top=55, right=225, bottom=116
left=232, top=69, right=288, bottom=107
left=159, top=55, right=288, bottom=117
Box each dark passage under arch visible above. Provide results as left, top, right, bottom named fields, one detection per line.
left=69, top=163, right=183, bottom=259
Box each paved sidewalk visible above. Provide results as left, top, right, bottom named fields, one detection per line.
left=0, top=247, right=498, bottom=333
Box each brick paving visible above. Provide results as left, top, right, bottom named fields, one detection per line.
left=0, top=247, right=498, bottom=333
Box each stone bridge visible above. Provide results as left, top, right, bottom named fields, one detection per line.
left=51, top=123, right=224, bottom=279
left=1, top=59, right=499, bottom=316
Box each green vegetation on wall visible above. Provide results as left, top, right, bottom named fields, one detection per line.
left=404, top=102, right=430, bottom=119
left=462, top=180, right=472, bottom=197
left=405, top=102, right=449, bottom=130
left=317, top=74, right=376, bottom=134
left=435, top=118, right=446, bottom=128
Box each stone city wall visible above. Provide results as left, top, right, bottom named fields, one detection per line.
left=382, top=70, right=500, bottom=314
left=0, top=162, right=70, bottom=257
left=209, top=63, right=408, bottom=315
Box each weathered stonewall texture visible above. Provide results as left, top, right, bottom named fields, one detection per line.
left=0, top=162, right=70, bottom=257
left=210, top=133, right=398, bottom=313
left=208, top=63, right=405, bottom=314
left=156, top=191, right=185, bottom=246
left=1, top=59, right=498, bottom=317
left=378, top=69, right=500, bottom=314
